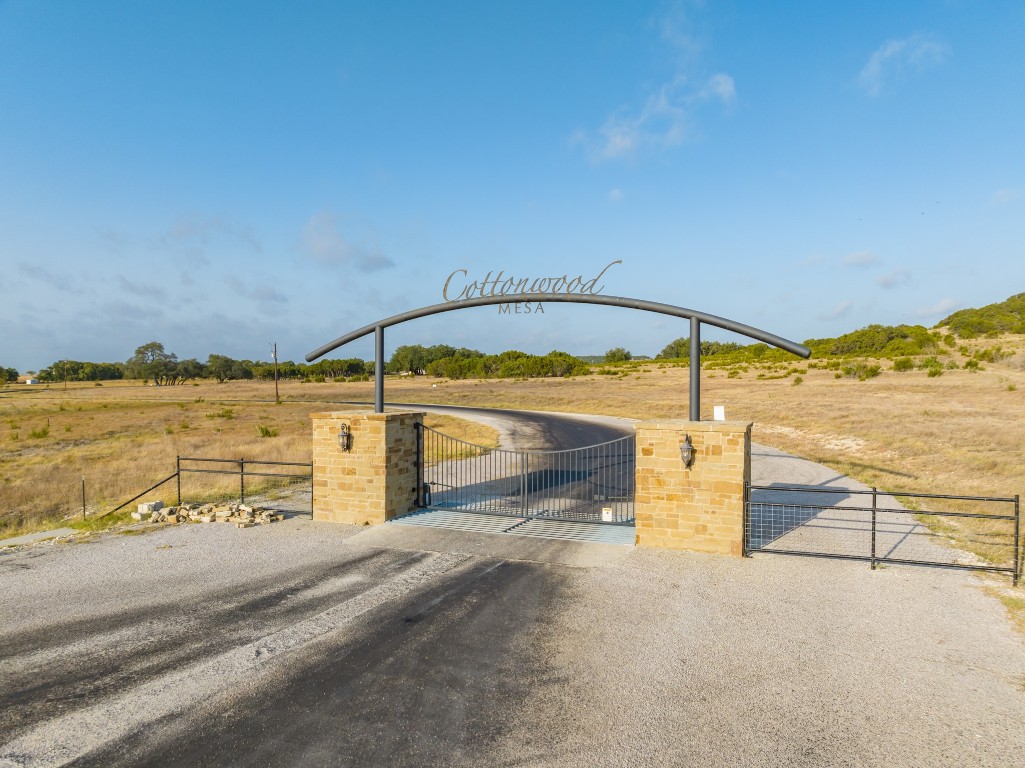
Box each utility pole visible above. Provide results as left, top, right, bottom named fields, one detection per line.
left=271, top=343, right=279, bottom=403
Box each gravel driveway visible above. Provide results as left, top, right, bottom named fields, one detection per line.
left=2, top=410, right=1024, bottom=767
left=1, top=514, right=1023, bottom=767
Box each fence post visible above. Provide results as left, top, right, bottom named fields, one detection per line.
left=176, top=456, right=182, bottom=506
left=521, top=454, right=528, bottom=515
left=239, top=458, right=245, bottom=505
left=742, top=481, right=750, bottom=557
left=1014, top=494, right=1020, bottom=587
left=415, top=423, right=424, bottom=507
left=870, top=487, right=877, bottom=571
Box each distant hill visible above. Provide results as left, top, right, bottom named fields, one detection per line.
left=936, top=292, right=1025, bottom=338
left=804, top=324, right=938, bottom=358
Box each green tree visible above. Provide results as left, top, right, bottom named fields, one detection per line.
left=204, top=355, right=255, bottom=382
left=126, top=342, right=178, bottom=385
left=176, top=359, right=206, bottom=382
left=656, top=338, right=689, bottom=359
left=604, top=347, right=632, bottom=363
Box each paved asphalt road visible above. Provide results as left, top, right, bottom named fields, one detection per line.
left=2, top=407, right=1024, bottom=767
left=334, top=400, right=635, bottom=450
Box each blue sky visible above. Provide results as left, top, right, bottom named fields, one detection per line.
left=2, top=1, right=1023, bottom=371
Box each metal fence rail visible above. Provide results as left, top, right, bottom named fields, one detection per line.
left=176, top=456, right=314, bottom=515
left=415, top=424, right=635, bottom=524
left=745, top=483, right=1020, bottom=585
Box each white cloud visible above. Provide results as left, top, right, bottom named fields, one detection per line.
left=991, top=188, right=1022, bottom=205
left=151, top=214, right=262, bottom=259
left=655, top=3, right=702, bottom=57
left=858, top=34, right=949, bottom=97
left=701, top=73, right=736, bottom=104
left=819, top=300, right=853, bottom=321
left=875, top=269, right=911, bottom=288
left=914, top=298, right=958, bottom=318
left=575, top=6, right=734, bottom=163
left=18, top=262, right=74, bottom=292
left=583, top=73, right=735, bottom=162
left=609, top=188, right=624, bottom=202
left=841, top=250, right=879, bottom=268
left=224, top=276, right=287, bottom=304
left=117, top=275, right=166, bottom=299
left=300, top=211, right=395, bottom=272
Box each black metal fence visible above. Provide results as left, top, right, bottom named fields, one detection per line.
left=176, top=457, right=313, bottom=514
left=745, top=483, right=1020, bottom=585
left=107, top=457, right=313, bottom=517
left=415, top=424, right=635, bottom=524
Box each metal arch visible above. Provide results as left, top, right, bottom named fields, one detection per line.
left=305, top=293, right=811, bottom=418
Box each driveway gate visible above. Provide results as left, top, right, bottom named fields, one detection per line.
left=414, top=424, right=634, bottom=524
left=745, top=483, right=1020, bottom=584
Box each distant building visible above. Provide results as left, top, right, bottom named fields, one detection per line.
left=19, top=376, right=39, bottom=385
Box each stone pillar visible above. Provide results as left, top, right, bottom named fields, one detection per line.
left=634, top=420, right=752, bottom=556
left=311, top=410, right=424, bottom=526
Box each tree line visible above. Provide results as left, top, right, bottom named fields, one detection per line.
left=16, top=341, right=594, bottom=385
left=10, top=313, right=998, bottom=388
left=21, top=342, right=372, bottom=386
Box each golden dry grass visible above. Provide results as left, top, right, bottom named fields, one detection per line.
left=3, top=344, right=1021, bottom=630
left=2, top=342, right=1023, bottom=564
left=0, top=380, right=497, bottom=536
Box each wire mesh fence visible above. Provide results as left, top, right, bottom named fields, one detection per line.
left=746, top=483, right=1020, bottom=584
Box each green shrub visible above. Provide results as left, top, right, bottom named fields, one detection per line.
left=257, top=425, right=279, bottom=438
left=841, top=363, right=881, bottom=381
left=927, top=367, right=943, bottom=378
left=792, top=376, right=803, bottom=386
left=892, top=357, right=914, bottom=372
left=29, top=426, right=49, bottom=439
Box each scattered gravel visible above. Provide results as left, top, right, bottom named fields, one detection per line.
left=491, top=548, right=1025, bottom=768
left=2, top=515, right=1024, bottom=767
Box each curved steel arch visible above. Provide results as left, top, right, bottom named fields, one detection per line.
left=306, top=293, right=811, bottom=419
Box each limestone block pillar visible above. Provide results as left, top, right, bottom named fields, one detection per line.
left=635, top=420, right=752, bottom=556
left=311, top=410, right=424, bottom=526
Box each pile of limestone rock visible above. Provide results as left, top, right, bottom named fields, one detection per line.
left=130, top=500, right=284, bottom=528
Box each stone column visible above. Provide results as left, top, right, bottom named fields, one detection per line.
left=311, top=410, right=424, bottom=526
left=634, top=420, right=752, bottom=556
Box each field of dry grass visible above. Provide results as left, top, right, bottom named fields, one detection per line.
left=0, top=382, right=497, bottom=537
left=3, top=336, right=1021, bottom=635
left=3, top=336, right=1023, bottom=572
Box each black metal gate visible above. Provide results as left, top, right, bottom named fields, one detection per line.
left=745, top=483, right=1020, bottom=585
left=414, top=424, right=634, bottom=524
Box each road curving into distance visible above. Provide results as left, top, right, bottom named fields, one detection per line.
left=328, top=399, right=635, bottom=452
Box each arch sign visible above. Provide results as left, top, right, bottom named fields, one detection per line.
left=307, top=284, right=810, bottom=419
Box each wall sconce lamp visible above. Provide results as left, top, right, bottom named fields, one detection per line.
left=338, top=423, right=352, bottom=452
left=680, top=434, right=695, bottom=468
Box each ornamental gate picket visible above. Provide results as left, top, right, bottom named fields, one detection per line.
left=414, top=424, right=634, bottom=524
